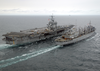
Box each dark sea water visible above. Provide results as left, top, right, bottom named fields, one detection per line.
left=0, top=15, right=100, bottom=71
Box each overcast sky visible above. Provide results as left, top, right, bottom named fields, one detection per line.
left=0, top=0, right=100, bottom=15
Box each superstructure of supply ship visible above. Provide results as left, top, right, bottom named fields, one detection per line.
left=55, top=22, right=96, bottom=46
left=2, top=16, right=74, bottom=45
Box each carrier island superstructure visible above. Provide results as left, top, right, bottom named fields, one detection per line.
left=2, top=16, right=74, bottom=45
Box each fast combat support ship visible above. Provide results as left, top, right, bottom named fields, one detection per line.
left=55, top=22, right=96, bottom=46
left=2, top=16, right=74, bottom=45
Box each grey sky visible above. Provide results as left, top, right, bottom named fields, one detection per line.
left=0, top=0, right=100, bottom=15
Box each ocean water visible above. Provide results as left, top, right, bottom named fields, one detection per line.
left=0, top=15, right=100, bottom=71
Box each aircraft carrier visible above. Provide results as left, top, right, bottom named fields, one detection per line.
left=2, top=16, right=74, bottom=45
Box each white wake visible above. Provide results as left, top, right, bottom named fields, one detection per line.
left=0, top=45, right=61, bottom=69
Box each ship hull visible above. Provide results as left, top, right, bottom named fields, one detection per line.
left=5, top=30, right=67, bottom=45
left=56, top=31, right=96, bottom=46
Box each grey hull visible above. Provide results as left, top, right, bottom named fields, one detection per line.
left=56, top=31, right=96, bottom=45
left=5, top=30, right=67, bottom=45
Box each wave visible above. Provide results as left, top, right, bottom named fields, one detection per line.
left=0, top=44, right=13, bottom=50
left=0, top=43, right=24, bottom=50
left=0, top=45, right=61, bottom=69
left=86, top=33, right=99, bottom=41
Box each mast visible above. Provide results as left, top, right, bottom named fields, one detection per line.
left=89, top=21, right=91, bottom=25
left=51, top=15, right=54, bottom=22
